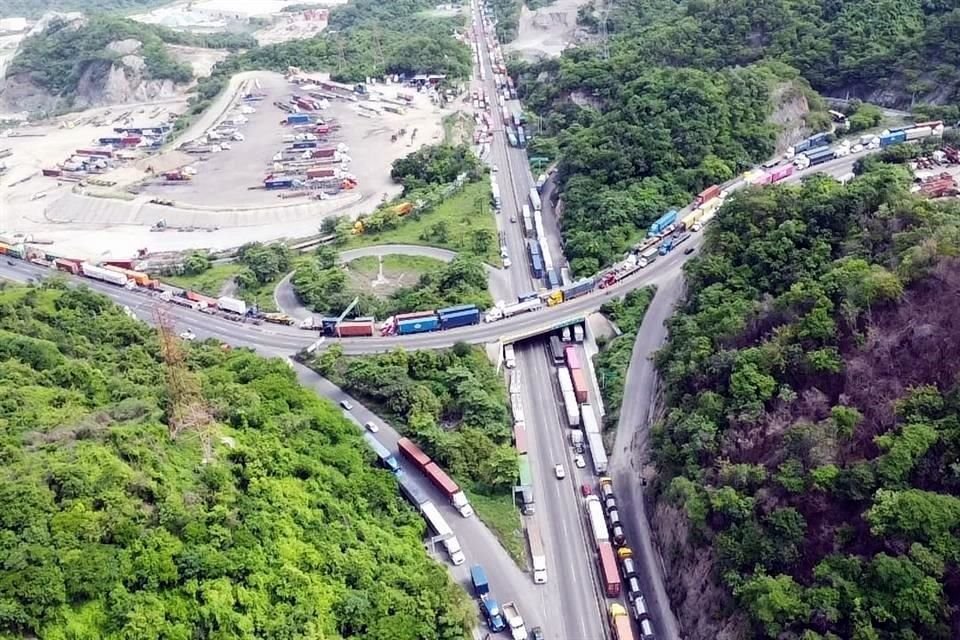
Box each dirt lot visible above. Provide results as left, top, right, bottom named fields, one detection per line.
left=345, top=254, right=443, bottom=297
left=506, top=0, right=592, bottom=61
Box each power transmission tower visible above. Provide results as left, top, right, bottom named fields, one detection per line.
left=598, top=0, right=610, bottom=61
left=155, top=307, right=215, bottom=464
left=371, top=25, right=385, bottom=71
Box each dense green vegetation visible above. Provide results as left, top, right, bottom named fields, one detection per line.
left=0, top=0, right=164, bottom=18
left=391, top=144, right=483, bottom=195
left=293, top=250, right=492, bottom=318
left=311, top=344, right=523, bottom=558
left=0, top=282, right=472, bottom=639
left=653, top=163, right=960, bottom=639
left=594, top=286, right=655, bottom=429
left=5, top=15, right=255, bottom=102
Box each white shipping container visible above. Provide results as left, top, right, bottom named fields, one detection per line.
left=510, top=392, right=524, bottom=424
left=81, top=263, right=128, bottom=286
left=585, top=496, right=609, bottom=545
left=581, top=405, right=600, bottom=434
left=905, top=126, right=933, bottom=141
left=217, top=296, right=247, bottom=315
left=587, top=431, right=608, bottom=474
left=563, top=391, right=580, bottom=427
left=557, top=367, right=573, bottom=393
left=510, top=369, right=522, bottom=394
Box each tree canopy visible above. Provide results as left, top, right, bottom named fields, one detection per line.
left=0, top=281, right=472, bottom=639
left=652, top=162, right=960, bottom=639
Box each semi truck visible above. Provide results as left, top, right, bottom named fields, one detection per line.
left=362, top=433, right=400, bottom=473
left=217, top=296, right=247, bottom=315
left=420, top=501, right=466, bottom=565
left=397, top=437, right=474, bottom=517
left=517, top=454, right=535, bottom=514
left=587, top=431, right=608, bottom=474
left=609, top=604, right=637, bottom=640
left=502, top=601, right=528, bottom=640
left=526, top=520, right=547, bottom=584
left=471, top=565, right=507, bottom=632
left=585, top=496, right=609, bottom=546
left=598, top=541, right=622, bottom=597
left=529, top=187, right=541, bottom=212
left=648, top=209, right=677, bottom=236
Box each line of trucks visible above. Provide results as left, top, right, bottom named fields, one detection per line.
left=586, top=478, right=657, bottom=640
left=469, top=565, right=534, bottom=639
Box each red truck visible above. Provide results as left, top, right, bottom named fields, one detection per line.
left=598, top=541, right=621, bottom=597
left=695, top=184, right=721, bottom=206
left=54, top=258, right=80, bottom=274
left=397, top=438, right=474, bottom=517
left=571, top=369, right=589, bottom=403
left=513, top=423, right=527, bottom=454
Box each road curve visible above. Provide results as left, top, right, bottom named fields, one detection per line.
left=608, top=272, right=686, bottom=640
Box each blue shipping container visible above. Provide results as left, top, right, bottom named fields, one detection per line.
left=264, top=179, right=293, bottom=189
left=530, top=253, right=544, bottom=279
left=880, top=131, right=907, bottom=147
left=547, top=270, right=560, bottom=289
left=287, top=114, right=310, bottom=124
left=440, top=308, right=480, bottom=329
left=562, top=278, right=596, bottom=300
left=470, top=565, right=489, bottom=596
left=518, top=291, right=539, bottom=302
left=808, top=150, right=837, bottom=166
left=397, top=316, right=439, bottom=335
left=292, top=141, right=318, bottom=149
left=649, top=209, right=678, bottom=236
left=527, top=239, right=541, bottom=256
left=397, top=472, right=429, bottom=508
left=438, top=303, right=477, bottom=316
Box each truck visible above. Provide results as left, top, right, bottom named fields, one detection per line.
left=880, top=130, right=907, bottom=147
left=563, top=390, right=580, bottom=427
left=598, top=541, right=622, bottom=597
left=618, top=546, right=638, bottom=580
left=571, top=369, right=589, bottom=403
left=587, top=431, right=608, bottom=474
left=581, top=405, right=599, bottom=434
left=585, top=496, right=609, bottom=545
left=397, top=437, right=474, bottom=517
left=501, top=601, right=528, bottom=640
left=217, top=296, right=247, bottom=315
left=521, top=204, right=533, bottom=234
left=438, top=304, right=481, bottom=329
left=564, top=345, right=581, bottom=370
left=396, top=471, right=429, bottom=509
left=695, top=184, right=721, bottom=206
left=471, top=567, right=507, bottom=632
left=637, top=246, right=659, bottom=268
left=420, top=501, right=466, bottom=565
left=527, top=240, right=544, bottom=278
left=526, top=521, right=548, bottom=584
left=529, top=187, right=541, bottom=212
left=491, top=180, right=502, bottom=209
left=507, top=129, right=519, bottom=147
left=648, top=209, right=677, bottom=236
left=609, top=604, right=637, bottom=640
left=470, top=565, right=490, bottom=596
left=514, top=423, right=528, bottom=454
left=81, top=263, right=128, bottom=286
left=362, top=432, right=400, bottom=473
left=657, top=232, right=691, bottom=255
left=570, top=429, right=584, bottom=453
left=486, top=298, right=543, bottom=322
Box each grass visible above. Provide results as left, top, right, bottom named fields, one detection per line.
left=442, top=111, right=476, bottom=146
left=341, top=181, right=502, bottom=265
left=464, top=486, right=528, bottom=568
left=345, top=254, right=446, bottom=297
left=165, top=263, right=244, bottom=297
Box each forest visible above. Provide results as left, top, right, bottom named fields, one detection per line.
left=0, top=0, right=164, bottom=17
left=0, top=282, right=472, bottom=639
left=652, top=162, right=960, bottom=639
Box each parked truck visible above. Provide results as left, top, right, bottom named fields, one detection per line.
left=526, top=520, right=547, bottom=584
left=609, top=604, right=637, bottom=640
left=420, top=501, right=466, bottom=565
left=217, top=296, right=247, bottom=315
left=397, top=437, right=474, bottom=517
left=648, top=209, right=677, bottom=236
left=585, top=495, right=609, bottom=545
left=598, top=541, right=622, bottom=597
left=502, top=601, right=528, bottom=640
left=470, top=566, right=507, bottom=632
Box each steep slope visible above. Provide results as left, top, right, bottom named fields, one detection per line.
left=0, top=282, right=472, bottom=639
left=651, top=164, right=960, bottom=640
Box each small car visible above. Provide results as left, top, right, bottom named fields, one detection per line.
left=684, top=246, right=696, bottom=255
left=178, top=330, right=196, bottom=341
left=554, top=464, right=566, bottom=479
left=574, top=454, right=586, bottom=469
left=503, top=257, right=512, bottom=268
left=580, top=483, right=593, bottom=497
left=364, top=421, right=379, bottom=433
left=530, top=627, right=544, bottom=640
left=340, top=399, right=354, bottom=411
left=510, top=215, right=516, bottom=223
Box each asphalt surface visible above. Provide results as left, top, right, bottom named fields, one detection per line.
left=608, top=273, right=686, bottom=640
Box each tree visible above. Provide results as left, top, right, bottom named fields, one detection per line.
left=470, top=229, right=494, bottom=256
left=181, top=252, right=210, bottom=275
left=734, top=573, right=810, bottom=637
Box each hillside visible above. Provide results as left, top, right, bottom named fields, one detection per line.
left=0, top=0, right=166, bottom=19
left=650, top=163, right=960, bottom=639
left=2, top=14, right=252, bottom=112
left=0, top=281, right=472, bottom=639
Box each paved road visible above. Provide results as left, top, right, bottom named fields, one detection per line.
left=608, top=273, right=686, bottom=640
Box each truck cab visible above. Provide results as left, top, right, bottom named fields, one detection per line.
left=480, top=594, right=506, bottom=632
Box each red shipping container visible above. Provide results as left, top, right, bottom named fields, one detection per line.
left=424, top=462, right=461, bottom=499
left=571, top=369, right=589, bottom=403
left=185, top=290, right=218, bottom=307
left=598, top=541, right=622, bottom=597
left=54, top=258, right=80, bottom=274
left=311, top=148, right=336, bottom=158
left=513, top=424, right=527, bottom=454
left=695, top=184, right=721, bottom=206
left=336, top=320, right=374, bottom=337
left=42, top=168, right=62, bottom=177
left=395, top=310, right=436, bottom=323
left=397, top=437, right=431, bottom=470
left=307, top=168, right=336, bottom=179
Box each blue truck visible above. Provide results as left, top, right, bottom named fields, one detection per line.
left=658, top=232, right=691, bottom=255
left=470, top=566, right=506, bottom=632
left=438, top=304, right=481, bottom=329
left=648, top=209, right=678, bottom=236
left=397, top=315, right=440, bottom=335
left=794, top=132, right=830, bottom=154
left=264, top=179, right=294, bottom=190
left=291, top=140, right=318, bottom=149
left=562, top=277, right=596, bottom=301
left=287, top=113, right=311, bottom=125
left=805, top=147, right=836, bottom=166
left=527, top=239, right=544, bottom=278
left=362, top=433, right=400, bottom=473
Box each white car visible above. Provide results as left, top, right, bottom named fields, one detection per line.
left=178, top=330, right=196, bottom=341
left=554, top=464, right=566, bottom=479
left=340, top=399, right=354, bottom=411
left=574, top=455, right=586, bottom=469
left=503, top=257, right=512, bottom=268
left=365, top=421, right=379, bottom=433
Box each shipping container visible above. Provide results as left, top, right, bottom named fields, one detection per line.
left=563, top=391, right=580, bottom=427
left=397, top=315, right=439, bottom=335
left=564, top=345, right=581, bottom=370
left=306, top=167, right=337, bottom=179
left=649, top=209, right=678, bottom=236
left=104, top=265, right=151, bottom=287
left=880, top=131, right=907, bottom=147
left=54, top=258, right=80, bottom=274
left=562, top=278, right=595, bottom=301
left=398, top=437, right=431, bottom=469
left=394, top=310, right=437, bottom=323
left=529, top=187, right=541, bottom=212
left=806, top=148, right=837, bottom=166
left=585, top=496, right=609, bottom=545
left=766, top=163, right=795, bottom=183
left=582, top=405, right=600, bottom=434
left=81, top=263, right=128, bottom=286
left=518, top=453, right=533, bottom=488
left=217, top=296, right=247, bottom=315
left=397, top=470, right=429, bottom=508
left=587, top=431, right=608, bottom=474
left=598, top=542, right=622, bottom=597
left=609, top=604, right=636, bottom=640
left=336, top=319, right=375, bottom=337
left=695, top=184, right=721, bottom=206
left=527, top=520, right=547, bottom=584
left=557, top=367, right=574, bottom=394
left=571, top=369, right=589, bottom=403
left=905, top=126, right=933, bottom=141
left=549, top=335, right=565, bottom=364
left=514, top=423, right=527, bottom=454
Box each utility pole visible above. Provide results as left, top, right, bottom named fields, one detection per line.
left=599, top=0, right=610, bottom=61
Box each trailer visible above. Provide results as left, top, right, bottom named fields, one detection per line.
left=609, top=604, right=637, bottom=640
left=529, top=187, right=541, bottom=212
left=362, top=432, right=400, bottom=473
left=81, top=263, right=128, bottom=286
left=585, top=496, right=609, bottom=545
left=217, top=296, right=247, bottom=315
left=598, top=541, right=621, bottom=597
left=587, top=431, right=608, bottom=474
left=396, top=471, right=429, bottom=508
left=564, top=345, right=581, bottom=370
left=420, top=501, right=466, bottom=565
left=571, top=369, right=589, bottom=403
left=526, top=521, right=547, bottom=584
left=563, top=390, right=580, bottom=427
